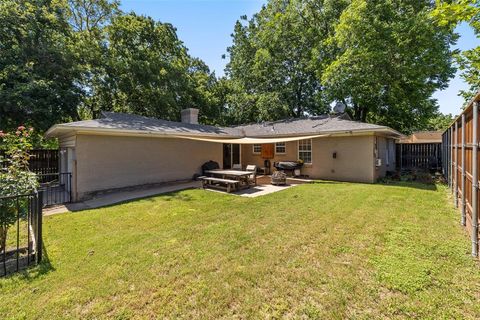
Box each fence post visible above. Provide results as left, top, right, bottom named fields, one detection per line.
left=450, top=126, right=454, bottom=191
left=454, top=121, right=458, bottom=207
left=462, top=114, right=466, bottom=226
left=36, top=191, right=43, bottom=263
left=472, top=102, right=478, bottom=257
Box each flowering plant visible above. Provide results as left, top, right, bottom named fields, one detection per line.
left=0, top=126, right=38, bottom=254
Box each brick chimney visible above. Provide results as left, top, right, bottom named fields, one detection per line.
left=181, top=108, right=199, bottom=124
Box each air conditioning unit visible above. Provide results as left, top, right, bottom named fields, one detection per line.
left=375, top=158, right=382, bottom=167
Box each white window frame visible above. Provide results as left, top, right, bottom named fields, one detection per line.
left=252, top=144, right=262, bottom=154
left=297, top=139, right=312, bottom=164
left=275, top=142, right=286, bottom=154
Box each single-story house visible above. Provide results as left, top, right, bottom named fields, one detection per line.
left=45, top=109, right=402, bottom=201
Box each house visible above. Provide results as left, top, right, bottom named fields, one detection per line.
left=45, top=109, right=401, bottom=201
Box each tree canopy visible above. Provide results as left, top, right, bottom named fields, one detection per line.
left=433, top=0, right=480, bottom=102
left=222, top=0, right=457, bottom=132
left=0, top=0, right=82, bottom=132
left=322, top=0, right=456, bottom=133
left=0, top=0, right=463, bottom=134
left=224, top=0, right=349, bottom=124
left=0, top=0, right=219, bottom=131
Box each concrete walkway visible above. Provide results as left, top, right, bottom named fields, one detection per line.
left=44, top=180, right=201, bottom=216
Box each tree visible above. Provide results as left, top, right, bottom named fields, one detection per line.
left=425, top=112, right=454, bottom=131
left=92, top=13, right=218, bottom=122
left=322, top=0, right=457, bottom=133
left=433, top=0, right=480, bottom=101
left=224, top=0, right=349, bottom=124
left=0, top=0, right=82, bottom=132
left=66, top=0, right=120, bottom=119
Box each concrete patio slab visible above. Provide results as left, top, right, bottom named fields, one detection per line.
left=205, top=176, right=313, bottom=198
left=44, top=180, right=201, bottom=215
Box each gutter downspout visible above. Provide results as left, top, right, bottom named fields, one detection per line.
left=472, top=101, right=478, bottom=257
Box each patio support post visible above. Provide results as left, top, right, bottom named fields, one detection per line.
left=462, top=114, right=466, bottom=226
left=472, top=102, right=479, bottom=257
left=454, top=121, right=458, bottom=207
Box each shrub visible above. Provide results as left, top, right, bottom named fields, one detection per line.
left=0, top=127, right=38, bottom=254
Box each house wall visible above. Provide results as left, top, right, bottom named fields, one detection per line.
left=72, top=134, right=222, bottom=201
left=242, top=136, right=377, bottom=183
left=241, top=141, right=298, bottom=169
left=373, top=136, right=397, bottom=180
left=304, top=136, right=375, bottom=183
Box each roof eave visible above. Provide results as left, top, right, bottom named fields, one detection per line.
left=45, top=125, right=241, bottom=139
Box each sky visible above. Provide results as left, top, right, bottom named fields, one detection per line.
left=121, top=0, right=479, bottom=117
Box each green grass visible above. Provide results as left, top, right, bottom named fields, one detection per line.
left=1, top=181, right=479, bottom=319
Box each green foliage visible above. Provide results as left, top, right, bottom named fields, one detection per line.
left=433, top=0, right=480, bottom=101
left=224, top=0, right=457, bottom=133
left=425, top=112, right=454, bottom=131
left=0, top=126, right=39, bottom=254
left=322, top=0, right=456, bottom=132
left=0, top=0, right=221, bottom=130
left=94, top=13, right=218, bottom=121
left=224, top=0, right=348, bottom=124
left=0, top=0, right=82, bottom=132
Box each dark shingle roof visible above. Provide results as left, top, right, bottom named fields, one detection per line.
left=59, top=112, right=242, bottom=137
left=47, top=112, right=400, bottom=138
left=236, top=115, right=392, bottom=137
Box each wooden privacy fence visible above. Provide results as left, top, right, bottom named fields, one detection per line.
left=396, top=143, right=442, bottom=171
left=1, top=149, right=59, bottom=175
left=443, top=92, right=480, bottom=258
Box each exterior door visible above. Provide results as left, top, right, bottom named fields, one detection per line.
left=223, top=144, right=232, bottom=169
left=223, top=144, right=241, bottom=169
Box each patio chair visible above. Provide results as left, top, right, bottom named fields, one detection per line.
left=232, top=164, right=242, bottom=170
left=245, top=165, right=257, bottom=186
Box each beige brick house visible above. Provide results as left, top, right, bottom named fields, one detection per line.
left=46, top=109, right=401, bottom=201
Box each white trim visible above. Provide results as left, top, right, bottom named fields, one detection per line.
left=252, top=144, right=262, bottom=154
left=297, top=138, right=312, bottom=164
left=275, top=142, right=286, bottom=154
left=226, top=143, right=242, bottom=169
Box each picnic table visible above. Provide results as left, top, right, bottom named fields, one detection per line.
left=204, top=169, right=255, bottom=191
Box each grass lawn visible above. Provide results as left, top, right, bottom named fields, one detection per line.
left=1, top=181, right=480, bottom=319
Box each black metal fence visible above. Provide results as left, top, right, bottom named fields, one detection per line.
left=396, top=143, right=442, bottom=171
left=0, top=192, right=43, bottom=277
left=39, top=173, right=72, bottom=206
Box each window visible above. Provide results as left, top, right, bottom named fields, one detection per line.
left=253, top=144, right=262, bottom=154
left=275, top=142, right=286, bottom=154
left=298, top=139, right=312, bottom=164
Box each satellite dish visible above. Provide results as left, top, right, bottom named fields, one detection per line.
left=333, top=102, right=346, bottom=114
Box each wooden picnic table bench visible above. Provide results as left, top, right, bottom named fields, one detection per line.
left=200, top=176, right=240, bottom=193
left=204, top=169, right=255, bottom=190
